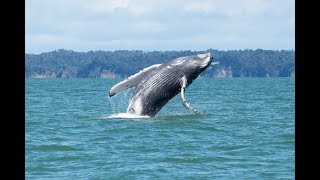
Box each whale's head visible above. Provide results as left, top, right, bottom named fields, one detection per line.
left=194, top=53, right=213, bottom=70
left=177, top=53, right=213, bottom=80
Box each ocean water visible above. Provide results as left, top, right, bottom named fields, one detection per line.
left=26, top=77, right=295, bottom=179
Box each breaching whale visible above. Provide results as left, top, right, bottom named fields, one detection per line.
left=109, top=53, right=214, bottom=117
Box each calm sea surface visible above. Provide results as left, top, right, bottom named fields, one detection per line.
left=26, top=77, right=294, bottom=179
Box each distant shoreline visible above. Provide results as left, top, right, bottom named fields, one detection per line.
left=26, top=49, right=295, bottom=78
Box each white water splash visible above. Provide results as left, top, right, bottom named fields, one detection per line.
left=79, top=113, right=150, bottom=120
left=109, top=113, right=150, bottom=119
left=108, top=88, right=134, bottom=114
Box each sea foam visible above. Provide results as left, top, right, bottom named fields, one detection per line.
left=108, top=113, right=150, bottom=119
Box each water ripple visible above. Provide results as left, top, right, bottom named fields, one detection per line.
left=26, top=78, right=294, bottom=179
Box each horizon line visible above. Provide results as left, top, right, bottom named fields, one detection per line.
left=26, top=48, right=295, bottom=55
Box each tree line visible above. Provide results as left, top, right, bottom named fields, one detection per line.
left=25, top=49, right=295, bottom=78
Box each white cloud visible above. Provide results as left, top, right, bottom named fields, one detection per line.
left=85, top=0, right=148, bottom=16
left=131, top=21, right=168, bottom=33
left=184, top=1, right=214, bottom=14
left=25, top=0, right=295, bottom=53
left=191, top=0, right=272, bottom=18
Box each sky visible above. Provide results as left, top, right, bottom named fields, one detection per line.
left=26, top=0, right=295, bottom=54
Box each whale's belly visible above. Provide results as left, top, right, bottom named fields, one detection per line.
left=127, top=68, right=182, bottom=116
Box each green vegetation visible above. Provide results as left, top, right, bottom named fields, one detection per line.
left=25, top=49, right=294, bottom=78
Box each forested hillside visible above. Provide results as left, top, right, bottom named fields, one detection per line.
left=25, top=49, right=294, bottom=78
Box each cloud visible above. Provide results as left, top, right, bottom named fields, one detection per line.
left=131, top=21, right=168, bottom=33
left=26, top=0, right=295, bottom=54
left=183, top=1, right=214, bottom=14
left=85, top=0, right=148, bottom=16
left=182, top=0, right=272, bottom=18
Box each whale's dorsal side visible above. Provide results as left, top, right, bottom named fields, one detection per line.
left=180, top=76, right=201, bottom=114
left=109, top=64, right=162, bottom=97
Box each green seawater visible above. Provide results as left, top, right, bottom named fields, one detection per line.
left=26, top=77, right=295, bottom=179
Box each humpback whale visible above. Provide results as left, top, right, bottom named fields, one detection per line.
left=109, top=53, right=213, bottom=117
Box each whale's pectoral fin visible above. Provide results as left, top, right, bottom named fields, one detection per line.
left=180, top=76, right=201, bottom=114
left=109, top=64, right=162, bottom=97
